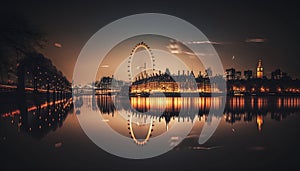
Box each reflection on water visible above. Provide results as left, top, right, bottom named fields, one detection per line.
left=224, top=97, right=300, bottom=128
left=1, top=94, right=300, bottom=169
left=80, top=95, right=300, bottom=145
left=1, top=96, right=73, bottom=139
left=1, top=95, right=300, bottom=143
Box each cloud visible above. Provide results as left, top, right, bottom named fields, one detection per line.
left=167, top=41, right=195, bottom=55
left=185, top=40, right=224, bottom=45
left=167, top=40, right=220, bottom=59
left=100, top=65, right=109, bottom=68
left=188, top=146, right=223, bottom=150
left=54, top=42, right=62, bottom=48
left=167, top=42, right=215, bottom=57
left=54, top=142, right=63, bottom=148
left=167, top=41, right=181, bottom=54
left=167, top=45, right=193, bottom=56
left=245, top=38, right=266, bottom=43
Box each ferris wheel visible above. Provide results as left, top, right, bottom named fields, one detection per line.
left=127, top=42, right=156, bottom=82
left=128, top=115, right=154, bottom=145
left=125, top=42, right=156, bottom=145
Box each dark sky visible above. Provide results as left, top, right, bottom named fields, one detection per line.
left=1, top=0, right=299, bottom=80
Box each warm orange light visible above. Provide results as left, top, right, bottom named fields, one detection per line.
left=256, top=115, right=263, bottom=131
left=1, top=98, right=72, bottom=117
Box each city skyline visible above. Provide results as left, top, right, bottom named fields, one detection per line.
left=97, top=58, right=298, bottom=82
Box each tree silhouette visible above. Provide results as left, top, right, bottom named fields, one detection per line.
left=0, top=16, right=46, bottom=86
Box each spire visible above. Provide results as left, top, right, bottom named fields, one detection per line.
left=165, top=68, right=171, bottom=75
left=190, top=70, right=195, bottom=76
left=256, top=59, right=263, bottom=79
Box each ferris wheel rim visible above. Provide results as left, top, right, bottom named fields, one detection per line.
left=127, top=42, right=155, bottom=82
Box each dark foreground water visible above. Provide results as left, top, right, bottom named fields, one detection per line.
left=0, top=95, right=299, bottom=170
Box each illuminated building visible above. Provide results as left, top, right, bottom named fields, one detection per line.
left=129, top=69, right=214, bottom=94
left=256, top=60, right=263, bottom=79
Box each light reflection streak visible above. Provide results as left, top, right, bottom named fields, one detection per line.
left=1, top=98, right=72, bottom=118
left=97, top=96, right=300, bottom=136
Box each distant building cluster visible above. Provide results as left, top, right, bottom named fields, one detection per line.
left=94, top=60, right=300, bottom=96
left=95, top=76, right=125, bottom=92
left=225, top=60, right=299, bottom=95
left=225, top=60, right=291, bottom=81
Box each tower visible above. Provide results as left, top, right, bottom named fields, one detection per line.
left=256, top=60, right=263, bottom=79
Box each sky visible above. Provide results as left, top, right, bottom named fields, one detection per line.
left=96, top=35, right=205, bottom=82
left=1, top=0, right=299, bottom=81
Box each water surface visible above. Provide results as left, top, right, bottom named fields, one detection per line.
left=0, top=95, right=299, bottom=170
